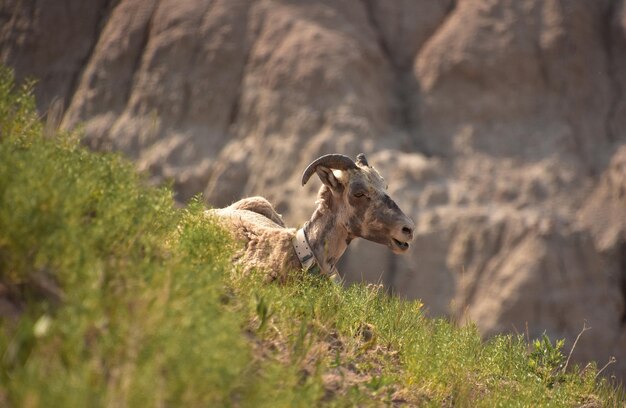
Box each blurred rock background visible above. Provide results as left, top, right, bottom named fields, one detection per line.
left=2, top=0, right=625, bottom=378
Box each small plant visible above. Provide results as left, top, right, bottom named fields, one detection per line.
left=529, top=333, right=566, bottom=385
left=255, top=293, right=274, bottom=332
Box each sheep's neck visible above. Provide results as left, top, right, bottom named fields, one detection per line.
left=304, top=208, right=350, bottom=275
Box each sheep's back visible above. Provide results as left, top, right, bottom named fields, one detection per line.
left=207, top=207, right=283, bottom=229
left=205, top=209, right=300, bottom=282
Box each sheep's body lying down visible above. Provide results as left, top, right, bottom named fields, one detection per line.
left=208, top=154, right=415, bottom=282
left=208, top=198, right=298, bottom=281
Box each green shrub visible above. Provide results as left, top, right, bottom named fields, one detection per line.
left=0, top=67, right=249, bottom=405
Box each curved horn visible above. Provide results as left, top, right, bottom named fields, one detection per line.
left=301, top=154, right=358, bottom=186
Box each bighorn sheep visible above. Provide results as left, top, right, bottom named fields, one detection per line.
left=208, top=153, right=415, bottom=282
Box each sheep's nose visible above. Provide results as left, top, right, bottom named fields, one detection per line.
left=401, top=225, right=414, bottom=240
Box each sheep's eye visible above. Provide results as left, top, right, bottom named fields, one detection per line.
left=354, top=192, right=365, bottom=198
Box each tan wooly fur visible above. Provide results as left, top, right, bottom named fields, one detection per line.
left=206, top=154, right=415, bottom=282
left=207, top=197, right=299, bottom=282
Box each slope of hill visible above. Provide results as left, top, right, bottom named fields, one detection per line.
left=0, top=67, right=624, bottom=407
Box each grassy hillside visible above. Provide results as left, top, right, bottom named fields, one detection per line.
left=0, top=66, right=623, bottom=407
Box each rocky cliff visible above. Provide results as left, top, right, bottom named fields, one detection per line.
left=2, top=0, right=625, bottom=377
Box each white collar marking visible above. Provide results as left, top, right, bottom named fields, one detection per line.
left=293, top=227, right=317, bottom=272
left=292, top=226, right=340, bottom=282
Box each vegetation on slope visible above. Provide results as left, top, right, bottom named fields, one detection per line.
left=0, top=66, right=623, bottom=407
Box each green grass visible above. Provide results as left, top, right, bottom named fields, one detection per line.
left=0, top=66, right=624, bottom=407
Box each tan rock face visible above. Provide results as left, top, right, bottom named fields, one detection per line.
left=2, top=0, right=626, bottom=378
left=0, top=0, right=109, bottom=110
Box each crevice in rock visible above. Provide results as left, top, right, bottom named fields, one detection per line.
left=533, top=41, right=550, bottom=90
left=359, top=0, right=456, bottom=157
left=122, top=0, right=160, bottom=114
left=95, top=0, right=161, bottom=157
left=177, top=0, right=216, bottom=128
left=226, top=91, right=240, bottom=129
left=361, top=0, right=414, bottom=155
left=64, top=0, right=117, bottom=113
left=359, top=0, right=418, bottom=154
left=203, top=2, right=259, bottom=206
left=603, top=0, right=623, bottom=144
left=531, top=1, right=551, bottom=91
left=359, top=0, right=394, bottom=66
left=424, top=0, right=458, bottom=42
left=179, top=82, right=192, bottom=127
left=411, top=0, right=458, bottom=158
left=227, top=2, right=259, bottom=132
left=454, top=266, right=479, bottom=315
left=439, top=0, right=458, bottom=33
left=617, top=240, right=626, bottom=327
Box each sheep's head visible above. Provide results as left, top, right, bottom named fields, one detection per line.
left=302, top=153, right=415, bottom=254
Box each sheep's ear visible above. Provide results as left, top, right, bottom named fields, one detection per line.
left=315, top=166, right=344, bottom=192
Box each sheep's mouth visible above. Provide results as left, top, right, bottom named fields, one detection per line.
left=392, top=238, right=409, bottom=253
